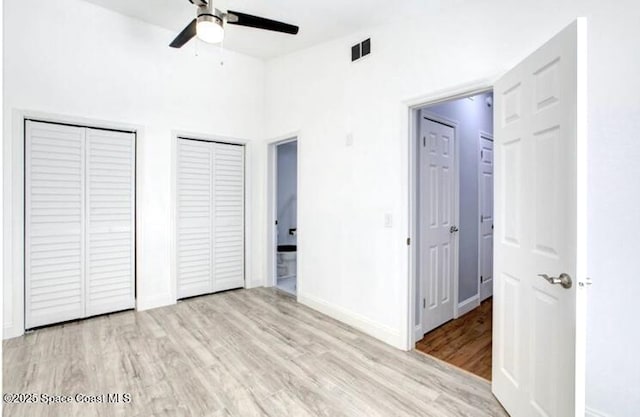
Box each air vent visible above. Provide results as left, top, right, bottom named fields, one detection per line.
left=362, top=38, right=371, bottom=56
left=351, top=38, right=371, bottom=62
left=351, top=44, right=361, bottom=61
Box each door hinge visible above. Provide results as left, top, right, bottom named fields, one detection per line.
left=423, top=136, right=426, bottom=147
left=480, top=275, right=484, bottom=283
left=480, top=215, right=484, bottom=223
left=578, top=277, right=593, bottom=288
left=481, top=149, right=484, bottom=159
left=275, top=220, right=278, bottom=225
left=423, top=298, right=426, bottom=309
left=406, top=237, right=411, bottom=245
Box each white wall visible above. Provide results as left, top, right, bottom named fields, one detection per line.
left=3, top=0, right=265, bottom=337
left=263, top=1, right=640, bottom=415
left=4, top=0, right=640, bottom=415
left=276, top=141, right=297, bottom=246
left=423, top=93, right=494, bottom=304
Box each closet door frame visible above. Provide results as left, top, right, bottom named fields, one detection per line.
left=170, top=131, right=250, bottom=303
left=8, top=110, right=142, bottom=336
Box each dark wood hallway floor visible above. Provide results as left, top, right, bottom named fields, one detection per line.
left=415, top=298, right=493, bottom=380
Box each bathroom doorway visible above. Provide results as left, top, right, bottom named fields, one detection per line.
left=271, top=139, right=298, bottom=295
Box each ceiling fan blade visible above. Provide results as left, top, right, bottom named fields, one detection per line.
left=170, top=19, right=197, bottom=48
left=226, top=11, right=299, bottom=35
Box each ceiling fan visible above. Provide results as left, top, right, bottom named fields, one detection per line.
left=170, top=0, right=299, bottom=48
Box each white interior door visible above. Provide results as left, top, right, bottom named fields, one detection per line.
left=176, top=139, right=213, bottom=298
left=493, top=19, right=587, bottom=417
left=420, top=117, right=457, bottom=334
left=176, top=139, right=245, bottom=298
left=212, top=143, right=245, bottom=292
left=25, top=121, right=86, bottom=328
left=479, top=134, right=494, bottom=301
left=85, top=128, right=136, bottom=316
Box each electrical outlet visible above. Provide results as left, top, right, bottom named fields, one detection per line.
left=384, top=213, right=393, bottom=228
left=346, top=133, right=354, bottom=146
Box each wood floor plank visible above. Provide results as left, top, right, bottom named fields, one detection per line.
left=3, top=288, right=506, bottom=417
left=416, top=298, right=493, bottom=381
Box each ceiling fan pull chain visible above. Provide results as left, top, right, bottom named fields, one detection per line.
left=220, top=26, right=225, bottom=66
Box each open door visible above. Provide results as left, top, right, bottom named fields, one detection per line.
left=492, top=19, right=587, bottom=417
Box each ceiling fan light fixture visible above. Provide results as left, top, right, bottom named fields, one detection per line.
left=197, top=14, right=224, bottom=44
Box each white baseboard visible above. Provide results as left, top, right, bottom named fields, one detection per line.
left=244, top=277, right=264, bottom=289
left=586, top=407, right=611, bottom=417
left=3, top=322, right=24, bottom=340
left=136, top=293, right=174, bottom=311
left=298, top=292, right=403, bottom=350
left=414, top=324, right=423, bottom=344
left=457, top=295, right=480, bottom=317
left=480, top=278, right=493, bottom=301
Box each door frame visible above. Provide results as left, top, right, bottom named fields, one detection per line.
left=266, top=134, right=299, bottom=293
left=170, top=130, right=250, bottom=303
left=405, top=80, right=496, bottom=346
left=418, top=111, right=461, bottom=336
left=477, top=131, right=494, bottom=302
left=6, top=109, right=143, bottom=338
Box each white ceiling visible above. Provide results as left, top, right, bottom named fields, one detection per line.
left=81, top=0, right=395, bottom=59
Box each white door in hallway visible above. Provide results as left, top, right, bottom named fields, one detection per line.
left=479, top=134, right=494, bottom=301
left=492, top=19, right=587, bottom=417
left=419, top=117, right=457, bottom=334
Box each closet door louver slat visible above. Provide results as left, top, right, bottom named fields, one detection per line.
left=25, top=121, right=86, bottom=328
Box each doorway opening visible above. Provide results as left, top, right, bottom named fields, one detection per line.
left=413, top=91, right=495, bottom=380
left=272, top=139, right=298, bottom=295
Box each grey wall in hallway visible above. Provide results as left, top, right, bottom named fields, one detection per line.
left=423, top=92, right=494, bottom=303
left=277, top=141, right=297, bottom=246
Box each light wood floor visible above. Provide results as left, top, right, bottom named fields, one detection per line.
left=4, top=288, right=506, bottom=417
left=416, top=299, right=493, bottom=381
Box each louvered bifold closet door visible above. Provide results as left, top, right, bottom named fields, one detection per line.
left=212, top=143, right=245, bottom=292
left=85, top=129, right=135, bottom=316
left=25, top=121, right=86, bottom=328
left=176, top=139, right=213, bottom=298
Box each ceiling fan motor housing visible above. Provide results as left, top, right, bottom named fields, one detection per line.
left=194, top=1, right=225, bottom=24
left=198, top=12, right=223, bottom=27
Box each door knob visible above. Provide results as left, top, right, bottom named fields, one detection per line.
left=537, top=273, right=572, bottom=289
left=449, top=226, right=459, bottom=234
